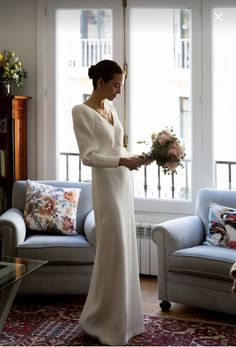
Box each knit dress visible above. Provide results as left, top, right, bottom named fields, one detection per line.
left=72, top=103, right=144, bottom=346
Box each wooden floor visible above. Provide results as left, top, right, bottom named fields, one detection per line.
left=140, top=275, right=236, bottom=324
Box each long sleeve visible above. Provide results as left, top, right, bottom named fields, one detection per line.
left=72, top=105, right=120, bottom=168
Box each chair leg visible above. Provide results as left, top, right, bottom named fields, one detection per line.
left=160, top=300, right=171, bottom=312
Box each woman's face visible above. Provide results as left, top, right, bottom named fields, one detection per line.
left=102, top=73, right=124, bottom=101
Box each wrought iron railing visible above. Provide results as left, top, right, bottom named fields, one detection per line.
left=60, top=152, right=236, bottom=197
left=215, top=160, right=236, bottom=190
left=60, top=152, right=191, bottom=199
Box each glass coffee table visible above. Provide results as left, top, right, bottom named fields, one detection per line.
left=0, top=256, right=47, bottom=332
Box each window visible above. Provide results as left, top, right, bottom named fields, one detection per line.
left=213, top=7, right=236, bottom=190
left=179, top=97, right=190, bottom=140
left=38, top=0, right=236, bottom=217
left=37, top=0, right=123, bottom=181
left=128, top=6, right=192, bottom=201
left=80, top=10, right=112, bottom=67
left=56, top=8, right=113, bottom=182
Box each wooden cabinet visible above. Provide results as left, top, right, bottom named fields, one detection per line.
left=0, top=95, right=31, bottom=213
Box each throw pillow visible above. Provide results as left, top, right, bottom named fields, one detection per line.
left=207, top=202, right=236, bottom=249
left=24, top=180, right=81, bottom=235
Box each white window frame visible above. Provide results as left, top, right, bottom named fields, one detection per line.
left=201, top=0, right=236, bottom=188
left=36, top=0, right=236, bottom=219
left=126, top=0, right=202, bottom=216
left=36, top=0, right=124, bottom=179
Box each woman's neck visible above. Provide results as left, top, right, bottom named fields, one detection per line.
left=85, top=92, right=105, bottom=110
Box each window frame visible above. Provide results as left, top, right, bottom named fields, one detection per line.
left=36, top=0, right=124, bottom=179
left=36, top=0, right=236, bottom=218
left=125, top=0, right=202, bottom=215
left=201, top=0, right=236, bottom=191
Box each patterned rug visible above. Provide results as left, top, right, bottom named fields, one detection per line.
left=0, top=301, right=236, bottom=346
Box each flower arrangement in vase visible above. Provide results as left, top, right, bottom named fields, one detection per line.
left=0, top=49, right=27, bottom=94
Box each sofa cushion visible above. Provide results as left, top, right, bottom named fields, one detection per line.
left=17, top=233, right=95, bottom=264
left=169, top=245, right=236, bottom=281
left=207, top=202, right=236, bottom=248
left=24, top=180, right=81, bottom=236
left=196, top=188, right=236, bottom=238
left=12, top=180, right=93, bottom=235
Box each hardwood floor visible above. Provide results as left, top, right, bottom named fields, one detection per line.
left=140, top=275, right=236, bottom=325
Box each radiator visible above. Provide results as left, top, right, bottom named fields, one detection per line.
left=136, top=223, right=158, bottom=276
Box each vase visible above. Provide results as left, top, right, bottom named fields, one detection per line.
left=0, top=81, right=11, bottom=95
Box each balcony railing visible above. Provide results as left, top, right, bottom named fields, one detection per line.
left=215, top=160, right=236, bottom=190
left=80, top=38, right=189, bottom=70
left=80, top=39, right=190, bottom=69
left=60, top=152, right=236, bottom=197
left=60, top=152, right=191, bottom=199
left=174, top=38, right=190, bottom=69
left=81, top=38, right=112, bottom=67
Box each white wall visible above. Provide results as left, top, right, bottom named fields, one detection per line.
left=0, top=0, right=37, bottom=178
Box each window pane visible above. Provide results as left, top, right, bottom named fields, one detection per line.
left=56, top=9, right=112, bottom=181
left=129, top=8, right=191, bottom=200
left=213, top=8, right=236, bottom=190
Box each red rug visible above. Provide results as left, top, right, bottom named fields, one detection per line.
left=0, top=301, right=236, bottom=346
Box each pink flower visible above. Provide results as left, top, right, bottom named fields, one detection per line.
left=158, top=130, right=171, bottom=145
left=166, top=161, right=179, bottom=171
left=168, top=141, right=185, bottom=159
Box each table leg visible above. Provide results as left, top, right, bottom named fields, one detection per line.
left=0, top=280, right=21, bottom=332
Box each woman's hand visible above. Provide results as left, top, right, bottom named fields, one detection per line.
left=118, top=156, right=146, bottom=170
left=144, top=157, right=155, bottom=165
left=139, top=154, right=154, bottom=166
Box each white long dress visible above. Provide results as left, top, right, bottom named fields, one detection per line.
left=72, top=102, right=144, bottom=346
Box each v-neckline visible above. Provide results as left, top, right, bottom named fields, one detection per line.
left=83, top=103, right=114, bottom=127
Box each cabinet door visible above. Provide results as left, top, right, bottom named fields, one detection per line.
left=0, top=95, right=31, bottom=213
left=0, top=95, right=14, bottom=212
left=13, top=96, right=31, bottom=181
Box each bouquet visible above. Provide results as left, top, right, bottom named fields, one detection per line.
left=0, top=49, right=27, bottom=88
left=143, top=128, right=186, bottom=174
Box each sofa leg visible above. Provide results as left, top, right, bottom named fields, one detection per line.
left=160, top=300, right=171, bottom=312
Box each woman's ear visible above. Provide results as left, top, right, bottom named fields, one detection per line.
left=97, top=77, right=105, bottom=89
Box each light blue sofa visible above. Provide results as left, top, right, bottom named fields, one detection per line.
left=152, top=188, right=236, bottom=315
left=0, top=180, right=96, bottom=295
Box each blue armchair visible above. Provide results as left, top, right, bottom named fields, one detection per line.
left=0, top=180, right=96, bottom=295
left=152, top=188, right=236, bottom=315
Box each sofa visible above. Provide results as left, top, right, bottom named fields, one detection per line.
left=152, top=188, right=236, bottom=315
left=0, top=180, right=96, bottom=295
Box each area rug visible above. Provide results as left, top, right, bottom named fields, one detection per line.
left=0, top=301, right=236, bottom=346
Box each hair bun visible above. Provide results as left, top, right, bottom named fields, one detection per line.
left=88, top=65, right=95, bottom=79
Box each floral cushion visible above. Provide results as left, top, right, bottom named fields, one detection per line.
left=24, top=180, right=81, bottom=235
left=207, top=202, right=236, bottom=249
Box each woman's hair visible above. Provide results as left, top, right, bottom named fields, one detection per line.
left=88, top=60, right=124, bottom=89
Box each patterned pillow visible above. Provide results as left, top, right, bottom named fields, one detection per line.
left=24, top=180, right=81, bottom=235
left=207, top=202, right=236, bottom=249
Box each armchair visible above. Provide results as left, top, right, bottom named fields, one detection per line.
left=152, top=188, right=236, bottom=315
left=0, top=180, right=96, bottom=295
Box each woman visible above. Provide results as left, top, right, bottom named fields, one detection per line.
left=72, top=60, right=145, bottom=346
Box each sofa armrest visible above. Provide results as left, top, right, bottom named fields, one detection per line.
left=84, top=210, right=96, bottom=247
left=152, top=215, right=204, bottom=253
left=151, top=215, right=205, bottom=300
left=0, top=208, right=26, bottom=256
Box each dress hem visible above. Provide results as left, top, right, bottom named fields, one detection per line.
left=80, top=321, right=145, bottom=346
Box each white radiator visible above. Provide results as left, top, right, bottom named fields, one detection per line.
left=136, top=223, right=158, bottom=276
